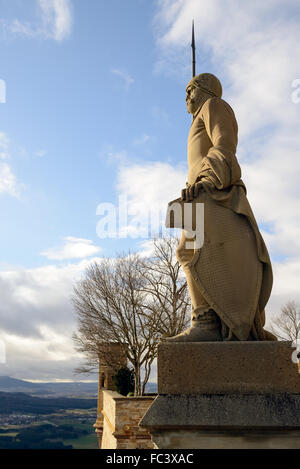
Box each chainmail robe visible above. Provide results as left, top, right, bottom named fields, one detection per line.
left=176, top=95, right=274, bottom=341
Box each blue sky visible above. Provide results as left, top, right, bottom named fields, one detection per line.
left=0, top=0, right=190, bottom=268
left=0, top=0, right=300, bottom=381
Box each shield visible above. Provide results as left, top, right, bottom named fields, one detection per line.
left=188, top=191, right=263, bottom=340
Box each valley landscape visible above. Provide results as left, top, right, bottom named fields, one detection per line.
left=0, top=376, right=98, bottom=449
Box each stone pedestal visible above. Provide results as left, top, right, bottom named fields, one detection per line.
left=140, top=342, right=300, bottom=449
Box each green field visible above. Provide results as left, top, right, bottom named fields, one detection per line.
left=0, top=425, right=98, bottom=450
left=51, top=417, right=99, bottom=449
left=0, top=409, right=98, bottom=449
left=65, top=432, right=98, bottom=449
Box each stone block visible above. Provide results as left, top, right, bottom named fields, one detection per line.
left=140, top=394, right=300, bottom=429
left=140, top=341, right=300, bottom=448
left=158, top=341, right=300, bottom=394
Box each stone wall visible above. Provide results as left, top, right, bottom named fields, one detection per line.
left=101, top=390, right=155, bottom=449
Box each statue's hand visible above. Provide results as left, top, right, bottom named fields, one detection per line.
left=181, top=182, right=202, bottom=201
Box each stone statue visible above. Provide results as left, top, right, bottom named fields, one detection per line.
left=166, top=73, right=276, bottom=342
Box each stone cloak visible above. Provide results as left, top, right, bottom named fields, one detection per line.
left=186, top=97, right=273, bottom=340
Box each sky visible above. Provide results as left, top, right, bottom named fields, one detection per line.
left=0, top=0, right=300, bottom=382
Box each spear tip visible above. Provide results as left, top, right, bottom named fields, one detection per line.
left=191, top=20, right=196, bottom=77
left=191, top=19, right=195, bottom=47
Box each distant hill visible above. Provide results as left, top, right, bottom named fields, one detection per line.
left=0, top=376, right=98, bottom=397
left=0, top=376, right=34, bottom=389
left=0, top=391, right=96, bottom=415
left=0, top=376, right=157, bottom=397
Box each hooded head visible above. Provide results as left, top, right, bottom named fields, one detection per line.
left=186, top=73, right=222, bottom=115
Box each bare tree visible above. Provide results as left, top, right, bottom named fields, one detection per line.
left=72, top=236, right=190, bottom=396
left=139, top=236, right=190, bottom=339
left=271, top=301, right=300, bottom=343
left=73, top=254, right=159, bottom=396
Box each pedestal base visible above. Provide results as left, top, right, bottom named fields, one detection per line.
left=140, top=342, right=300, bottom=449
left=141, top=394, right=300, bottom=448
left=150, top=428, right=300, bottom=449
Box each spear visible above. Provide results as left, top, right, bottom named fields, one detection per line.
left=191, top=20, right=196, bottom=78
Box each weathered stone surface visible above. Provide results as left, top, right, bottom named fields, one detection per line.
left=140, top=392, right=300, bottom=448
left=158, top=341, right=300, bottom=394
left=150, top=429, right=300, bottom=449
left=140, top=341, right=300, bottom=448
left=140, top=394, right=300, bottom=429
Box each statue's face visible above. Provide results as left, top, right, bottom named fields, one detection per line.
left=186, top=84, right=205, bottom=115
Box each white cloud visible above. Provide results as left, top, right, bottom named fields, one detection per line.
left=96, top=156, right=185, bottom=239
left=154, top=0, right=300, bottom=135
left=265, top=258, right=300, bottom=328
left=0, top=131, right=24, bottom=197
left=0, top=257, right=101, bottom=380
left=0, top=132, right=9, bottom=144
left=0, top=162, right=20, bottom=197
left=0, top=259, right=97, bottom=337
left=2, top=328, right=75, bottom=363
left=118, top=161, right=185, bottom=212
left=8, top=0, right=73, bottom=41
left=111, top=69, right=135, bottom=91
left=241, top=130, right=300, bottom=260
left=113, top=160, right=185, bottom=239
left=0, top=132, right=9, bottom=159
left=41, top=236, right=101, bottom=260
left=38, top=0, right=73, bottom=41
left=9, top=20, right=33, bottom=37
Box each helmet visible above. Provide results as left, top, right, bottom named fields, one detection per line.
left=186, top=73, right=222, bottom=98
